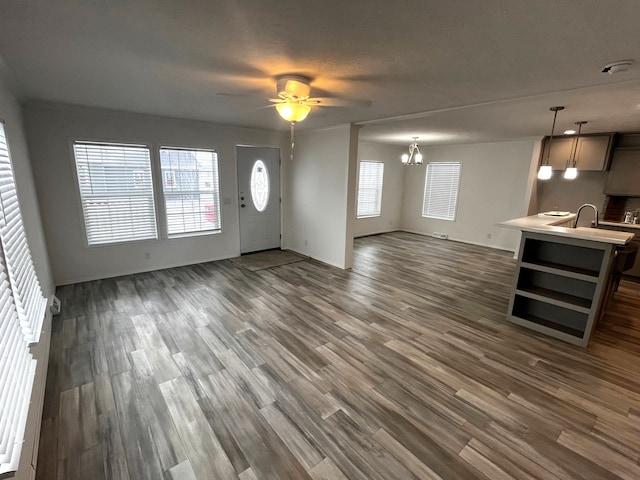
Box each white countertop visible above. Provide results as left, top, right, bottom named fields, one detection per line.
left=600, top=220, right=640, bottom=230
left=498, top=214, right=635, bottom=245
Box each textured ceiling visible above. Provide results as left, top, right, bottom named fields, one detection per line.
left=1, top=0, right=640, bottom=145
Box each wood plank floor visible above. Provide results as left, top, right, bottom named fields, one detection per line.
left=36, top=232, right=640, bottom=479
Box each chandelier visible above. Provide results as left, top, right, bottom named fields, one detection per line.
left=401, top=137, right=423, bottom=165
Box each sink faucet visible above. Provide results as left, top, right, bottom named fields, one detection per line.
left=574, top=203, right=599, bottom=228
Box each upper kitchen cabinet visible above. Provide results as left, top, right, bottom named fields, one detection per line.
left=604, top=148, right=640, bottom=195
left=540, top=134, right=614, bottom=171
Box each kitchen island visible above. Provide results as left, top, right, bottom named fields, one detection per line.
left=498, top=214, right=634, bottom=346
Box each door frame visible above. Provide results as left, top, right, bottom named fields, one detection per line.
left=234, top=143, right=283, bottom=254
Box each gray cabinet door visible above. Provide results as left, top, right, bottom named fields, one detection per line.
left=541, top=135, right=612, bottom=171
left=575, top=136, right=613, bottom=170
left=604, top=149, right=640, bottom=195
left=541, top=137, right=574, bottom=170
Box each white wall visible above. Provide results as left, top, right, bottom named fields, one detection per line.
left=354, top=141, right=405, bottom=237
left=400, top=140, right=536, bottom=251
left=283, top=124, right=358, bottom=269
left=25, top=102, right=287, bottom=285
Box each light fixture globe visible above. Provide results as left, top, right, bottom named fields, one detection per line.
left=276, top=102, right=311, bottom=122
left=564, top=167, right=578, bottom=179
left=538, top=165, right=553, bottom=180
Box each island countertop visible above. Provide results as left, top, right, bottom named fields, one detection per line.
left=498, top=214, right=635, bottom=245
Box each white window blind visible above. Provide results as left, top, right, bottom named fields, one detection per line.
left=422, top=162, right=461, bottom=221
left=0, top=125, right=47, bottom=344
left=357, top=161, right=384, bottom=218
left=0, top=122, right=43, bottom=476
left=160, top=147, right=222, bottom=236
left=73, top=142, right=158, bottom=245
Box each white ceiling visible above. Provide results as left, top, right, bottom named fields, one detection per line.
left=2, top=0, right=640, bottom=145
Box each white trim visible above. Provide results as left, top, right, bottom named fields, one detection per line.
left=398, top=229, right=516, bottom=253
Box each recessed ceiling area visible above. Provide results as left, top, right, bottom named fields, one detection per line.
left=1, top=0, right=640, bottom=144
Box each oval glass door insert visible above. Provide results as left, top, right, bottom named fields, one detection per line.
left=250, top=160, right=270, bottom=212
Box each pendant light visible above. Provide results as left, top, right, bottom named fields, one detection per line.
left=538, top=106, right=564, bottom=180
left=564, top=121, right=586, bottom=180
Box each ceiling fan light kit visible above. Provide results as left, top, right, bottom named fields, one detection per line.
left=275, top=102, right=311, bottom=122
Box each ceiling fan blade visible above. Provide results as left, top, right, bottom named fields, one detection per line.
left=307, top=97, right=372, bottom=108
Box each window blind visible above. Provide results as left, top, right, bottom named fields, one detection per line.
left=357, top=161, right=384, bottom=218
left=422, top=162, right=461, bottom=221
left=73, top=142, right=158, bottom=245
left=0, top=122, right=42, bottom=476
left=160, top=147, right=221, bottom=236
left=0, top=125, right=47, bottom=344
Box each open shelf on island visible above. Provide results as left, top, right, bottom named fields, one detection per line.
left=512, top=295, right=588, bottom=338
left=520, top=260, right=599, bottom=281
left=521, top=238, right=604, bottom=277
left=516, top=268, right=595, bottom=311
left=507, top=230, right=616, bottom=346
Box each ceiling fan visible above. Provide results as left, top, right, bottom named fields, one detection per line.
left=266, top=74, right=371, bottom=159
left=269, top=74, right=371, bottom=123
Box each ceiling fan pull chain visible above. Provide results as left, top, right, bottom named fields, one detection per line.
left=290, top=121, right=296, bottom=161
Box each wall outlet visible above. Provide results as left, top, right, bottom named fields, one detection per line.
left=50, top=296, right=61, bottom=316
left=486, top=233, right=492, bottom=239
left=144, top=252, right=151, bottom=260
left=304, top=239, right=308, bottom=246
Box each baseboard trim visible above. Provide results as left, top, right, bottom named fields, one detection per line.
left=398, top=229, right=516, bottom=253
left=354, top=228, right=400, bottom=239
left=55, top=252, right=241, bottom=286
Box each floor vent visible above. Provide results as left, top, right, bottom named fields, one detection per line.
left=432, top=232, right=449, bottom=240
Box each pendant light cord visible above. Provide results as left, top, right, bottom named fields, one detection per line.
left=544, top=108, right=560, bottom=167
left=569, top=121, right=586, bottom=168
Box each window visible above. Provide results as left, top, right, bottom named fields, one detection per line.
left=422, top=162, right=461, bottom=221
left=357, top=161, right=384, bottom=218
left=0, top=122, right=47, bottom=476
left=250, top=160, right=269, bottom=212
left=160, top=147, right=221, bottom=236
left=73, top=142, right=158, bottom=245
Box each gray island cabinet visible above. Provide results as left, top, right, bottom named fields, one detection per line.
left=499, top=215, right=634, bottom=346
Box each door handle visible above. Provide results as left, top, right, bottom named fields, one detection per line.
left=241, top=204, right=246, bottom=208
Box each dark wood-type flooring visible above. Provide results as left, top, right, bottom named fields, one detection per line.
left=36, top=232, right=640, bottom=479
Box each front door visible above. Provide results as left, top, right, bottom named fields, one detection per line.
left=237, top=146, right=281, bottom=254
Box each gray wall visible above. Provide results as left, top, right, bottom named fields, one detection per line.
left=25, top=102, right=287, bottom=285
left=400, top=140, right=537, bottom=251
left=283, top=124, right=358, bottom=268
left=354, top=141, right=405, bottom=237
left=536, top=171, right=607, bottom=214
